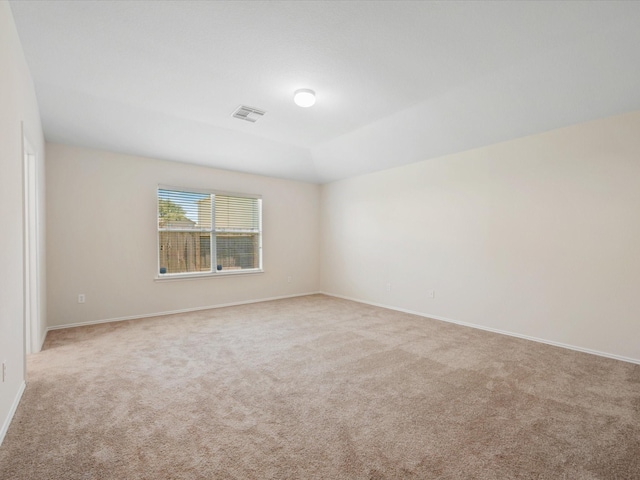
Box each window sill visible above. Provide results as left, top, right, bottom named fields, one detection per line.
left=154, top=269, right=264, bottom=281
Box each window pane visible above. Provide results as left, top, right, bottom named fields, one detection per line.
left=215, top=195, right=259, bottom=231
left=158, top=189, right=211, bottom=231
left=159, top=232, right=211, bottom=274
left=216, top=233, right=259, bottom=270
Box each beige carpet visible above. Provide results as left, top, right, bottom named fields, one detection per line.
left=1, top=295, right=638, bottom=479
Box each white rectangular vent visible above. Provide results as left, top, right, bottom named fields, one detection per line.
left=231, top=105, right=266, bottom=123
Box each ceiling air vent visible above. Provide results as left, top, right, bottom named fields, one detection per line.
left=231, top=105, right=266, bottom=123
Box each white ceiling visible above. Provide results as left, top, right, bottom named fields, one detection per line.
left=9, top=0, right=640, bottom=184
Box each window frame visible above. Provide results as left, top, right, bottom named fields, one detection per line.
left=155, top=185, right=263, bottom=280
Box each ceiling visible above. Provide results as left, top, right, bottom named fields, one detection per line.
left=9, top=0, right=640, bottom=184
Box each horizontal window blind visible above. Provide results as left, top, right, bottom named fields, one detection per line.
left=215, top=195, right=260, bottom=232
left=158, top=189, right=212, bottom=231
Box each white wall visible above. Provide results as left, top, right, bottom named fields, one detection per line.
left=0, top=0, right=46, bottom=443
left=46, top=143, right=320, bottom=327
left=320, top=110, right=640, bottom=363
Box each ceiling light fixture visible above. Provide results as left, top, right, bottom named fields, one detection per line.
left=294, top=88, right=316, bottom=108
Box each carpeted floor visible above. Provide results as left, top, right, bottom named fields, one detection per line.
left=1, top=294, right=639, bottom=479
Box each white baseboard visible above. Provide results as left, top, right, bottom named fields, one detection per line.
left=0, top=381, right=26, bottom=447
left=47, top=292, right=322, bottom=332
left=321, top=291, right=640, bottom=366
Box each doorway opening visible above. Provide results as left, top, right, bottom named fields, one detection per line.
left=23, top=133, right=40, bottom=356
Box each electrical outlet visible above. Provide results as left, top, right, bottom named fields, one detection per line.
left=78, top=294, right=85, bottom=304
left=287, top=276, right=292, bottom=283
left=428, top=290, right=435, bottom=299
left=2, top=361, right=6, bottom=382
left=386, top=283, right=391, bottom=292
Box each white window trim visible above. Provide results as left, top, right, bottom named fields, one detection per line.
left=156, top=185, right=263, bottom=280
left=154, top=268, right=263, bottom=281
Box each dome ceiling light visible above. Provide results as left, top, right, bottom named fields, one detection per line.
left=294, top=89, right=316, bottom=108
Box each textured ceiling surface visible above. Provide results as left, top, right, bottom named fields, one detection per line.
left=9, top=0, right=640, bottom=183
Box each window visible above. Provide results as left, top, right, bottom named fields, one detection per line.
left=157, top=187, right=262, bottom=277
